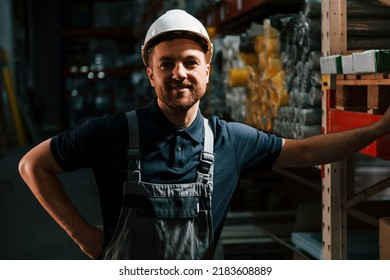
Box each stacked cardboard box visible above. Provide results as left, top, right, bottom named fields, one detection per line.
left=320, top=50, right=390, bottom=74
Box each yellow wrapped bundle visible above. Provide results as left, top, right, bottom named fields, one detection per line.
left=269, top=71, right=289, bottom=106
left=265, top=38, right=280, bottom=57
left=228, top=68, right=250, bottom=87
left=263, top=57, right=282, bottom=80
left=257, top=51, right=268, bottom=71
left=254, top=35, right=265, bottom=53
left=228, top=17, right=290, bottom=132
left=239, top=53, right=258, bottom=66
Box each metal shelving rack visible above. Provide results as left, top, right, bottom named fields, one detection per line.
left=321, top=0, right=390, bottom=259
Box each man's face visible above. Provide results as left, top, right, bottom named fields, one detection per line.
left=147, top=38, right=210, bottom=113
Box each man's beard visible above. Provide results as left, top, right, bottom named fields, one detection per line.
left=158, top=85, right=204, bottom=112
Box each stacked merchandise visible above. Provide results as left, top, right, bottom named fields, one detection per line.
left=345, top=0, right=390, bottom=50
left=244, top=20, right=289, bottom=131
left=225, top=21, right=289, bottom=131
left=219, top=35, right=247, bottom=123
left=272, top=0, right=322, bottom=139
left=205, top=0, right=390, bottom=131
left=274, top=0, right=390, bottom=139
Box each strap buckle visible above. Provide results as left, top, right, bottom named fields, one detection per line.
left=127, top=147, right=142, bottom=171
left=199, top=151, right=214, bottom=174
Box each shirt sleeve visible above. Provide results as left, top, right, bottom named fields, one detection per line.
left=227, top=121, right=283, bottom=173
left=50, top=113, right=127, bottom=172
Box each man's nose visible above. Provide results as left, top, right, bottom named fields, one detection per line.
left=172, top=63, right=187, bottom=80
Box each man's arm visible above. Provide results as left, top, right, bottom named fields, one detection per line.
left=18, top=138, right=104, bottom=259
left=274, top=106, right=390, bottom=168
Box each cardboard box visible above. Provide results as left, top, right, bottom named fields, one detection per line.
left=320, top=55, right=342, bottom=74
left=341, top=55, right=354, bottom=74
left=353, top=50, right=390, bottom=73
left=379, top=217, right=390, bottom=260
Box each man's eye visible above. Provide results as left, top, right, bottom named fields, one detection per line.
left=160, top=62, right=174, bottom=69
left=185, top=61, right=198, bottom=67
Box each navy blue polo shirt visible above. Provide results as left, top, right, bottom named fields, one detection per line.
left=51, top=98, right=283, bottom=248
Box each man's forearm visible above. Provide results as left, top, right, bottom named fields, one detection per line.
left=276, top=119, right=387, bottom=168
left=18, top=139, right=94, bottom=252
left=20, top=163, right=89, bottom=241
left=303, top=121, right=383, bottom=165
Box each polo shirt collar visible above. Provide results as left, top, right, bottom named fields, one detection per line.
left=147, top=98, right=204, bottom=143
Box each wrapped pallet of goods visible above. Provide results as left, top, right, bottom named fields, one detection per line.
left=227, top=21, right=289, bottom=132
left=273, top=0, right=322, bottom=139
left=214, top=0, right=390, bottom=135
left=274, top=0, right=390, bottom=139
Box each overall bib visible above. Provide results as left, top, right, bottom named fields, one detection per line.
left=102, top=111, right=215, bottom=259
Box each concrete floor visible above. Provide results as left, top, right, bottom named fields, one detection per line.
left=0, top=146, right=102, bottom=260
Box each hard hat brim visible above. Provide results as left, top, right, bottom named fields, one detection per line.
left=145, top=30, right=210, bottom=55
left=142, top=30, right=213, bottom=67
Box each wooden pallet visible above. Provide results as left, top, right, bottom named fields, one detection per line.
left=336, top=73, right=390, bottom=114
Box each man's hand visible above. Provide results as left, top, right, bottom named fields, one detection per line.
left=74, top=224, right=105, bottom=259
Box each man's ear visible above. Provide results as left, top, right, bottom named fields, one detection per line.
left=147, top=67, right=155, bottom=87
left=205, top=63, right=211, bottom=84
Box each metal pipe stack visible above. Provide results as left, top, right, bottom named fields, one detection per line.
left=346, top=0, right=390, bottom=50
left=273, top=0, right=322, bottom=139
left=222, top=35, right=247, bottom=123
left=274, top=0, right=390, bottom=139
left=210, top=0, right=390, bottom=134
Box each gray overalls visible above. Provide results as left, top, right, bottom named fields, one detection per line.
left=102, top=111, right=215, bottom=259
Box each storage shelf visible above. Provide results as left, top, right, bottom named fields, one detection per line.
left=63, top=66, right=141, bottom=77
left=326, top=72, right=390, bottom=160
left=202, top=0, right=303, bottom=29
left=337, top=73, right=390, bottom=86
left=61, top=27, right=134, bottom=38
left=321, top=0, right=390, bottom=260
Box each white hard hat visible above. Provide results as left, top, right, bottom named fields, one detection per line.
left=141, top=9, right=213, bottom=66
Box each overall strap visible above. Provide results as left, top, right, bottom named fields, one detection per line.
left=125, top=111, right=141, bottom=181
left=203, top=118, right=214, bottom=154
left=126, top=111, right=139, bottom=149
left=198, top=118, right=215, bottom=183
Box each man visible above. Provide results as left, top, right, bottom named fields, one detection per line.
left=19, top=9, right=390, bottom=259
